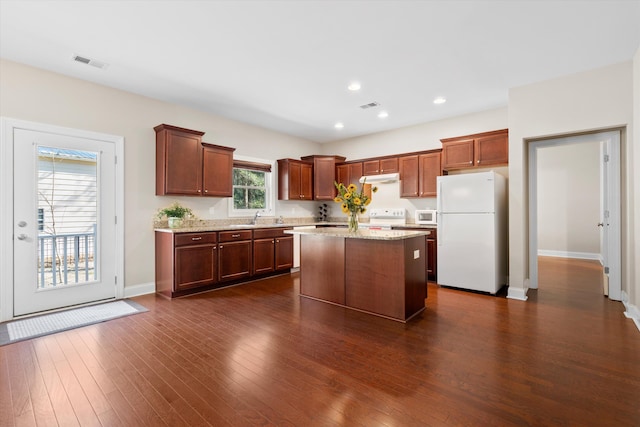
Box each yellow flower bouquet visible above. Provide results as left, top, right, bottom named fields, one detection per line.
left=333, top=180, right=378, bottom=232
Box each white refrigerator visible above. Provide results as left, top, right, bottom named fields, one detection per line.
left=436, top=171, right=507, bottom=294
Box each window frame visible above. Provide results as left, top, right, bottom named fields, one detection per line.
left=228, top=156, right=275, bottom=218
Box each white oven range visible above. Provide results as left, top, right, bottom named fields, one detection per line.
left=360, top=208, right=406, bottom=230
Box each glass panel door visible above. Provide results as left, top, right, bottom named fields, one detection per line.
left=14, top=129, right=116, bottom=316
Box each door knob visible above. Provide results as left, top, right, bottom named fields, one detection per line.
left=17, top=234, right=28, bottom=240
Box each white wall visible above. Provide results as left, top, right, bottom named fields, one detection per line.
left=536, top=141, right=600, bottom=257
left=0, top=59, right=321, bottom=288
left=508, top=60, right=636, bottom=304
left=632, top=46, right=640, bottom=310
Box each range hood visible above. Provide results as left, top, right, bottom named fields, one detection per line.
left=358, top=172, right=400, bottom=184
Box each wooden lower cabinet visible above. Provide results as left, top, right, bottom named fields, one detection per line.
left=299, top=233, right=425, bottom=322
left=156, top=231, right=218, bottom=298
left=253, top=238, right=276, bottom=275
left=275, top=236, right=294, bottom=270
left=300, top=234, right=345, bottom=304
left=218, top=230, right=252, bottom=282
left=426, top=229, right=437, bottom=282
left=254, top=228, right=294, bottom=274
left=156, top=227, right=294, bottom=298
left=396, top=227, right=437, bottom=282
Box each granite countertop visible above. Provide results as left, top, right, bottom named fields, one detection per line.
left=284, top=227, right=430, bottom=241
left=154, top=221, right=343, bottom=233
left=154, top=220, right=437, bottom=234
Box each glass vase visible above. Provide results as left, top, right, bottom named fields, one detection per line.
left=348, top=211, right=359, bottom=232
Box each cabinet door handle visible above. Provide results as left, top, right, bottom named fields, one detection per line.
left=219, top=245, right=224, bottom=249
left=213, top=245, right=217, bottom=250
left=197, top=189, right=201, bottom=192
left=231, top=233, right=241, bottom=238
left=191, top=237, right=202, bottom=241
left=469, top=160, right=472, bottom=164
left=275, top=239, right=279, bottom=243
left=204, top=189, right=208, bottom=193
left=477, top=160, right=480, bottom=164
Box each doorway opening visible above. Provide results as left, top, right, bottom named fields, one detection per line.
left=527, top=130, right=621, bottom=301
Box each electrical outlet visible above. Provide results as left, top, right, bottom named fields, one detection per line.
left=414, top=250, right=420, bottom=259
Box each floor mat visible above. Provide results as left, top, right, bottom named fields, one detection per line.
left=0, top=299, right=147, bottom=346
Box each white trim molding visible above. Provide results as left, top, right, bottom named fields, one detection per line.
left=124, top=282, right=156, bottom=298
left=507, top=281, right=529, bottom=301
left=621, top=291, right=640, bottom=333
left=537, top=250, right=602, bottom=261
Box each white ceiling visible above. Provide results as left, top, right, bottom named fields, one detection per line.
left=1, top=1, right=639, bottom=143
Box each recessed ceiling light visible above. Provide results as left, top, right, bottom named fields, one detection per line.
left=334, top=122, right=344, bottom=129
left=348, top=82, right=361, bottom=91
left=377, top=111, right=389, bottom=118
left=433, top=96, right=447, bottom=105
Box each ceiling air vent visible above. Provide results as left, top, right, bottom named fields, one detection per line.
left=359, top=101, right=380, bottom=109
left=72, top=54, right=109, bottom=69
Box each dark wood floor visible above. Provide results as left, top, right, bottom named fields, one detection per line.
left=1, top=257, right=639, bottom=426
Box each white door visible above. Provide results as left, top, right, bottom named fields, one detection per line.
left=599, top=135, right=621, bottom=300
left=13, top=128, right=117, bottom=316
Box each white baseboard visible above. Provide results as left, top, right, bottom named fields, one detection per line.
left=507, top=286, right=528, bottom=301
left=621, top=291, right=640, bottom=333
left=124, top=282, right=155, bottom=298
left=537, top=250, right=601, bottom=261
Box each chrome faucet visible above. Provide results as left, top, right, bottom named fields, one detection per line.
left=251, top=211, right=261, bottom=225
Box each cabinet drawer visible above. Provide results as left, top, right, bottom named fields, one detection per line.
left=175, top=232, right=217, bottom=246
left=219, top=230, right=253, bottom=242
left=253, top=227, right=292, bottom=239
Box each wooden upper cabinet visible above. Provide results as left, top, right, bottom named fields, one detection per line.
left=418, top=152, right=441, bottom=197
left=277, top=159, right=313, bottom=200
left=202, top=143, right=234, bottom=197
left=380, top=157, right=399, bottom=174
left=155, top=124, right=235, bottom=197
left=336, top=162, right=363, bottom=188
left=475, top=132, right=509, bottom=167
left=399, top=155, right=420, bottom=198
left=363, top=160, right=381, bottom=175
left=363, top=157, right=399, bottom=175
left=155, top=124, right=204, bottom=196
left=301, top=155, right=346, bottom=200
left=300, top=162, right=313, bottom=199
left=441, top=138, right=474, bottom=170
left=399, top=151, right=441, bottom=198
left=441, top=129, right=508, bottom=171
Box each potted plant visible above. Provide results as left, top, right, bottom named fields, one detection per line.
left=156, top=202, right=194, bottom=229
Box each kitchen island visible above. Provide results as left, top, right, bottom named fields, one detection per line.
left=285, top=228, right=430, bottom=322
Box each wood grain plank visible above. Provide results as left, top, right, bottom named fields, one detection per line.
left=1, top=257, right=639, bottom=426
left=32, top=338, right=80, bottom=427
left=19, top=342, right=58, bottom=427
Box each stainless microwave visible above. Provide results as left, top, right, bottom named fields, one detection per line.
left=415, top=209, right=437, bottom=225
